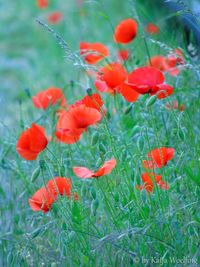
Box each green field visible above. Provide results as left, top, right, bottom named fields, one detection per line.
left=0, top=0, right=200, bottom=266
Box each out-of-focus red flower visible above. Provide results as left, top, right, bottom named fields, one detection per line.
left=37, top=0, right=48, bottom=8
left=95, top=62, right=127, bottom=94
left=148, top=49, right=184, bottom=77
left=16, top=124, right=48, bottom=160
left=118, top=83, right=140, bottom=103
left=32, top=87, right=66, bottom=110
left=73, top=158, right=116, bottom=179
left=47, top=177, right=72, bottom=197
left=143, top=147, right=175, bottom=169
left=29, top=187, right=54, bottom=213
left=166, top=101, right=185, bottom=112
left=146, top=23, right=159, bottom=34
left=72, top=93, right=104, bottom=112
left=118, top=49, right=129, bottom=61
left=55, top=105, right=102, bottom=144
left=80, top=42, right=109, bottom=64
left=114, top=18, right=138, bottom=44
left=136, top=172, right=169, bottom=193
left=127, top=66, right=174, bottom=99
left=48, top=12, right=63, bottom=24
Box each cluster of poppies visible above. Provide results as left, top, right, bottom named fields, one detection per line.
left=137, top=147, right=175, bottom=193
left=16, top=16, right=180, bottom=213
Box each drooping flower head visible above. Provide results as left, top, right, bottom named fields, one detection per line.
left=127, top=66, right=174, bottom=99
left=80, top=42, right=109, bottom=64
left=73, top=158, right=116, bottom=179
left=143, top=147, right=175, bottom=169
left=16, top=124, right=48, bottom=160
left=137, top=172, right=169, bottom=193
left=114, top=18, right=138, bottom=44
left=32, top=87, right=66, bottom=110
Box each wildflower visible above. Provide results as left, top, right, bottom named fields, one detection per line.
left=47, top=177, right=72, bottom=197
left=127, top=66, right=174, bottom=99
left=166, top=101, right=185, bottom=112
left=80, top=42, right=109, bottom=64
left=29, top=187, right=54, bottom=213
left=146, top=23, right=159, bottom=34
left=48, top=12, right=63, bottom=24
left=118, top=49, right=129, bottom=61
left=16, top=124, right=48, bottom=160
left=143, top=147, right=175, bottom=169
left=73, top=158, right=116, bottom=179
left=32, top=87, right=66, bottom=110
left=95, top=62, right=127, bottom=94
left=37, top=0, right=48, bottom=9
left=114, top=18, right=138, bottom=44
left=72, top=93, right=104, bottom=112
left=137, top=172, right=169, bottom=193
left=55, top=105, right=102, bottom=144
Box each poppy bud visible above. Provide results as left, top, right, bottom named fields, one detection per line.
left=59, top=165, right=65, bottom=177
left=91, top=199, right=99, bottom=215
left=99, top=143, right=106, bottom=154
left=124, top=104, right=132, bottom=115
left=87, top=88, right=93, bottom=96
left=146, top=95, right=157, bottom=107
left=90, top=187, right=96, bottom=199
left=39, top=159, right=46, bottom=171
left=91, top=132, right=99, bottom=146
left=31, top=167, right=40, bottom=182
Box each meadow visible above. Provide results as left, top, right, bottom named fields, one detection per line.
left=0, top=0, right=200, bottom=266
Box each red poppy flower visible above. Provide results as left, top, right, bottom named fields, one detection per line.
left=72, top=93, right=104, bottom=111
left=16, top=124, right=48, bottom=160
left=148, top=55, right=166, bottom=71
left=37, top=0, right=48, bottom=8
left=127, top=66, right=174, bottom=98
left=73, top=158, right=116, bottom=179
left=118, top=49, right=129, bottom=61
left=48, top=12, right=63, bottom=24
left=166, top=101, right=185, bottom=112
left=47, top=177, right=72, bottom=197
left=146, top=23, right=159, bottom=34
left=80, top=42, right=109, bottom=64
left=114, top=18, right=138, bottom=44
left=32, top=87, right=66, bottom=110
left=55, top=105, right=102, bottom=144
left=95, top=62, right=127, bottom=94
left=29, top=187, right=54, bottom=213
left=143, top=147, right=175, bottom=169
left=118, top=83, right=140, bottom=102
left=137, top=172, right=169, bottom=193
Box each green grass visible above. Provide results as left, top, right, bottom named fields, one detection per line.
left=0, top=0, right=200, bottom=266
